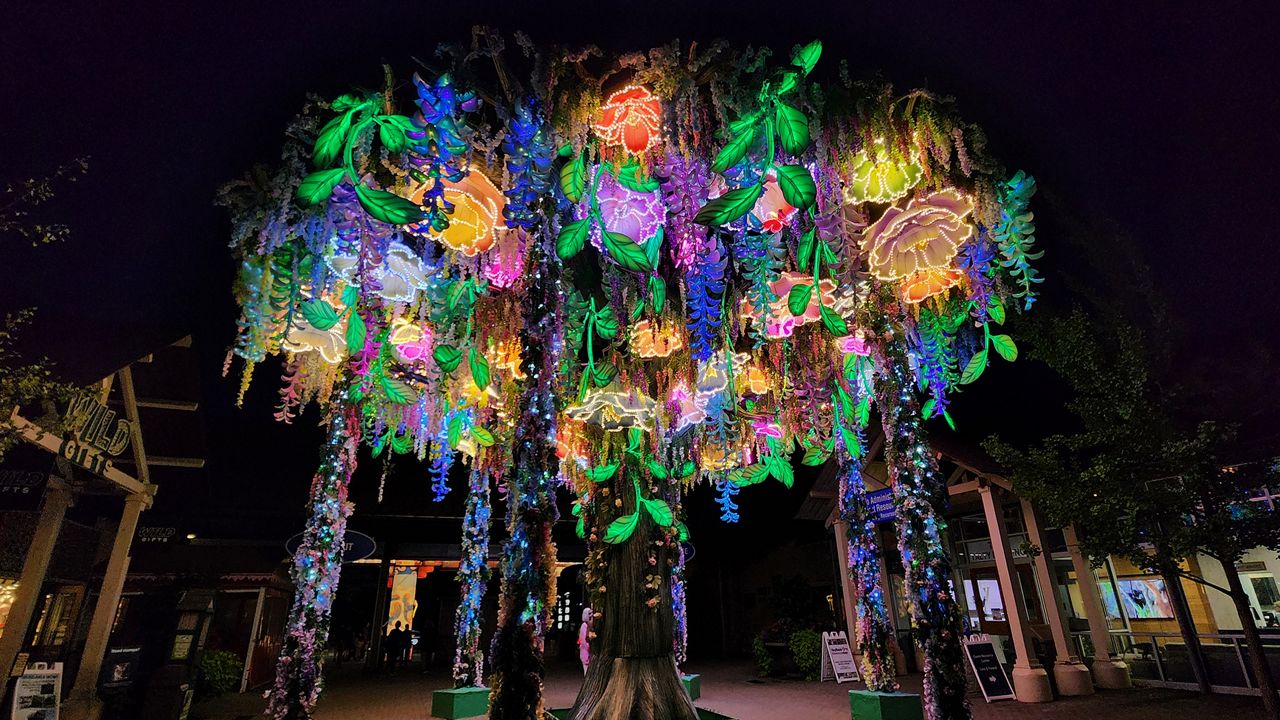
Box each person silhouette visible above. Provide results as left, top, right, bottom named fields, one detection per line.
left=387, top=621, right=406, bottom=675
left=578, top=607, right=593, bottom=675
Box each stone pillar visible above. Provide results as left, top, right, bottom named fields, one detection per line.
left=0, top=477, right=73, bottom=677
left=63, top=489, right=152, bottom=720
left=979, top=483, right=1051, bottom=702
left=832, top=520, right=860, bottom=641
left=1020, top=499, right=1093, bottom=695
left=1063, top=525, right=1131, bottom=689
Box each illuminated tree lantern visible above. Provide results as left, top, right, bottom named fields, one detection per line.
left=326, top=241, right=432, bottom=303
left=899, top=267, right=964, bottom=304
left=752, top=172, right=798, bottom=233
left=482, top=228, right=526, bottom=289
left=741, top=365, right=772, bottom=395
left=578, top=171, right=665, bottom=251
left=695, top=350, right=752, bottom=397
left=389, top=319, right=433, bottom=365
left=861, top=188, right=975, bottom=282
left=283, top=312, right=346, bottom=364
left=836, top=332, right=872, bottom=356
left=491, top=338, right=527, bottom=380
left=566, top=389, right=658, bottom=432
left=594, top=85, right=662, bottom=154
left=741, top=271, right=840, bottom=339
left=700, top=440, right=747, bottom=471
left=669, top=383, right=707, bottom=431
left=630, top=318, right=684, bottom=358
left=752, top=419, right=784, bottom=439
left=379, top=243, right=433, bottom=302
left=843, top=137, right=924, bottom=205
left=416, top=166, right=507, bottom=256
left=448, top=355, right=500, bottom=411
left=555, top=419, right=590, bottom=464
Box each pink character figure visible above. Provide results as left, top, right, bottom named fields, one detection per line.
left=578, top=607, right=593, bottom=675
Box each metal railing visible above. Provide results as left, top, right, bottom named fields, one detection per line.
left=1071, top=630, right=1280, bottom=696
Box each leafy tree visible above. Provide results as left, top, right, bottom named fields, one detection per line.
left=986, top=307, right=1280, bottom=718
left=0, top=160, right=87, bottom=460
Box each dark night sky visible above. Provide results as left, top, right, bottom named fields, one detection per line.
left=1, top=2, right=1278, bottom=530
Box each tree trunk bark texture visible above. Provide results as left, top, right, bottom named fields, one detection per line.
left=1223, top=561, right=1280, bottom=719
left=1161, top=561, right=1213, bottom=694
left=569, top=471, right=695, bottom=720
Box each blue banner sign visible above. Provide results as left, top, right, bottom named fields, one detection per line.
left=866, top=488, right=896, bottom=523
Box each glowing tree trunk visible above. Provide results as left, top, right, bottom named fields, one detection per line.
left=489, top=241, right=561, bottom=719
left=453, top=467, right=492, bottom=687
left=874, top=331, right=970, bottom=720
left=569, top=449, right=696, bottom=720
left=267, top=397, right=358, bottom=720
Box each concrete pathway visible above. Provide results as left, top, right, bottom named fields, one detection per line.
left=192, top=659, right=1267, bottom=720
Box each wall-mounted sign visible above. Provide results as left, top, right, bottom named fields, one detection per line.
left=865, top=488, right=897, bottom=524
left=0, top=444, right=53, bottom=511
left=137, top=526, right=177, bottom=543
left=285, top=530, right=376, bottom=563
left=962, top=634, right=1015, bottom=702
left=54, top=393, right=135, bottom=477
left=100, top=647, right=141, bottom=688
left=819, top=631, right=860, bottom=683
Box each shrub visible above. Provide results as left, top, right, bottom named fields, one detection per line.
left=196, top=649, right=244, bottom=699
left=751, top=634, right=774, bottom=677
left=789, top=629, right=822, bottom=681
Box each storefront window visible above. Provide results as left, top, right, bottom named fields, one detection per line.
left=1248, top=574, right=1280, bottom=627
left=0, top=579, right=18, bottom=639
left=32, top=588, right=81, bottom=647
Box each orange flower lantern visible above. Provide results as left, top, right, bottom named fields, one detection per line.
left=594, top=86, right=662, bottom=154
left=899, top=268, right=963, bottom=304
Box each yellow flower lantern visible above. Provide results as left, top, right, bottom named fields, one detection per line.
left=630, top=319, right=685, bottom=358
left=415, top=165, right=507, bottom=256
left=843, top=137, right=924, bottom=205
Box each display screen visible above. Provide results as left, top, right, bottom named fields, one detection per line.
left=1117, top=578, right=1173, bottom=619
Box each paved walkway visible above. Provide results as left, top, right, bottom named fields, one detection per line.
left=192, top=660, right=1267, bottom=720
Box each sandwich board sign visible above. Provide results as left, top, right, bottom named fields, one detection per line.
left=962, top=634, right=1015, bottom=702
left=11, top=661, right=62, bottom=720
left=819, top=631, right=860, bottom=683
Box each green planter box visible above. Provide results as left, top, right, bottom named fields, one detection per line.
left=432, top=686, right=490, bottom=719
left=849, top=690, right=923, bottom=720
left=682, top=673, right=701, bottom=700
left=548, top=707, right=731, bottom=720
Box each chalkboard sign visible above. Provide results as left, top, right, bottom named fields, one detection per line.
left=962, top=634, right=1014, bottom=702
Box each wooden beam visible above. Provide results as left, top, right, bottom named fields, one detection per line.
left=116, top=367, right=152, bottom=487
left=136, top=398, right=199, bottom=412
left=948, top=474, right=1013, bottom=497
left=116, top=455, right=205, bottom=469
